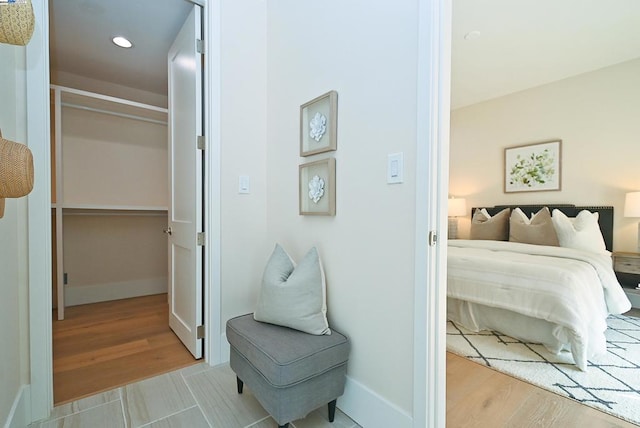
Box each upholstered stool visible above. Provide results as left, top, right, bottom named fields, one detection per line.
left=226, top=314, right=350, bottom=428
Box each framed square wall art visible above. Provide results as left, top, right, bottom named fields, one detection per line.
left=300, top=90, right=337, bottom=157
left=299, top=158, right=336, bottom=216
left=504, top=140, right=562, bottom=193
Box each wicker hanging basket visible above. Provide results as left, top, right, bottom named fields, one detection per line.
left=0, top=130, right=34, bottom=199
left=0, top=0, right=35, bottom=46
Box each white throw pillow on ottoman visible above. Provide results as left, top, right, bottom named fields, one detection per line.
left=254, top=244, right=330, bottom=335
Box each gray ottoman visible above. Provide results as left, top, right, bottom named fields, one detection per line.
left=226, top=314, right=350, bottom=428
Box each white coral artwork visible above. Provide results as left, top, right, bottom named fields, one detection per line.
left=308, top=175, right=325, bottom=203
left=309, top=112, right=327, bottom=142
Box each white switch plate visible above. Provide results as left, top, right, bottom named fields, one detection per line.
left=239, top=175, right=250, bottom=194
left=387, top=152, right=403, bottom=184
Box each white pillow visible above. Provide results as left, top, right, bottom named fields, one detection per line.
left=551, top=209, right=607, bottom=254
left=254, top=244, right=330, bottom=335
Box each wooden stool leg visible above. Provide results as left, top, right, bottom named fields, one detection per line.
left=328, top=399, right=337, bottom=422
left=236, top=376, right=244, bottom=394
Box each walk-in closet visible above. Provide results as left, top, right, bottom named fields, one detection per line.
left=50, top=85, right=196, bottom=404
left=51, top=86, right=169, bottom=318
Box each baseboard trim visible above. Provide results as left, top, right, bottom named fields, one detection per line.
left=65, top=278, right=167, bottom=306
left=4, top=384, right=31, bottom=428
left=220, top=332, right=230, bottom=363
left=339, top=375, right=412, bottom=428
left=218, top=333, right=411, bottom=427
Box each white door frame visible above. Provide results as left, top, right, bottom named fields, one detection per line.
left=25, top=0, right=222, bottom=420
left=413, top=0, right=451, bottom=427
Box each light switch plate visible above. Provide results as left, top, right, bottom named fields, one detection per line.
left=239, top=175, right=250, bottom=194
left=387, top=152, right=403, bottom=184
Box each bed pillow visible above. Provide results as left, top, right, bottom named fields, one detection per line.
left=469, top=208, right=510, bottom=241
left=509, top=207, right=559, bottom=246
left=254, top=244, right=331, bottom=335
left=551, top=209, right=607, bottom=254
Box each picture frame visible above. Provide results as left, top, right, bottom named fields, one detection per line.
left=299, top=158, right=336, bottom=216
left=504, top=140, right=562, bottom=193
left=300, top=90, right=337, bottom=157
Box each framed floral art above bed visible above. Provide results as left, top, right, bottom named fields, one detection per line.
left=504, top=140, right=562, bottom=193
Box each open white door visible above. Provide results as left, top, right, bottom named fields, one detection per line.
left=167, top=4, right=204, bottom=359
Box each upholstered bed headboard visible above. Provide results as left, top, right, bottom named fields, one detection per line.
left=471, top=204, right=614, bottom=251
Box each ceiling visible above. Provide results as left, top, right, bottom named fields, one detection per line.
left=49, top=1, right=640, bottom=107
left=451, top=0, right=640, bottom=109
left=49, top=0, right=192, bottom=95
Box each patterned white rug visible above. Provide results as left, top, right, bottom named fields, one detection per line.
left=447, top=314, right=640, bottom=425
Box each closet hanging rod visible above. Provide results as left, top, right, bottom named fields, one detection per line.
left=51, top=84, right=168, bottom=113
left=60, top=102, right=168, bottom=126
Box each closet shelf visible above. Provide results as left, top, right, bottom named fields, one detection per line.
left=52, top=203, right=168, bottom=215
left=51, top=84, right=168, bottom=123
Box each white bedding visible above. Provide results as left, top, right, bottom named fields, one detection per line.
left=447, top=239, right=632, bottom=370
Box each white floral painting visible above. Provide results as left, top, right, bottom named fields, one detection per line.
left=300, top=91, right=337, bottom=156
left=504, top=140, right=561, bottom=193
left=299, top=158, right=336, bottom=216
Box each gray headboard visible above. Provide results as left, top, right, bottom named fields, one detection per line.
left=471, top=204, right=614, bottom=251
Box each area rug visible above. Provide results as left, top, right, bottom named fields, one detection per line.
left=447, top=314, right=640, bottom=425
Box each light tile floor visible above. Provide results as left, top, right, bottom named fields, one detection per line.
left=29, top=363, right=361, bottom=428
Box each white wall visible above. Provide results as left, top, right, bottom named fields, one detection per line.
left=450, top=58, right=640, bottom=251
left=60, top=107, right=168, bottom=208
left=265, top=0, right=419, bottom=417
left=218, top=0, right=269, bottom=322
left=0, top=44, right=30, bottom=424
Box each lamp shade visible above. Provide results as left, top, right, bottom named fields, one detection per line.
left=624, top=192, right=640, bottom=217
left=448, top=197, right=467, bottom=217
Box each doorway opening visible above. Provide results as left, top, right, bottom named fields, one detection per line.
left=48, top=0, right=203, bottom=405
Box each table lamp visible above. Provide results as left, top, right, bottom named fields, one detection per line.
left=624, top=191, right=640, bottom=252
left=448, top=197, right=467, bottom=239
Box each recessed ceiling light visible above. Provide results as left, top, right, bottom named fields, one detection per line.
left=463, top=30, right=481, bottom=41
left=112, top=36, right=133, bottom=49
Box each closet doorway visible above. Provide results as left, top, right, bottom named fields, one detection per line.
left=49, top=0, right=203, bottom=405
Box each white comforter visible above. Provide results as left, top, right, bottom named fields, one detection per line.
left=448, top=240, right=632, bottom=370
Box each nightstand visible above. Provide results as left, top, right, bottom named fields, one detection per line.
left=612, top=252, right=640, bottom=309
left=612, top=252, right=640, bottom=288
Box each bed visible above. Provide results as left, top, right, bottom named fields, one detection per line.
left=447, top=204, right=632, bottom=370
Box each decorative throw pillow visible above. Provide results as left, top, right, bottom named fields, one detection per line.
left=254, top=244, right=331, bottom=335
left=509, top=207, right=559, bottom=246
left=551, top=209, right=607, bottom=253
left=469, top=208, right=510, bottom=241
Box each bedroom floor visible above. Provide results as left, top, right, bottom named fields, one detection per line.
left=446, top=352, right=638, bottom=427
left=446, top=307, right=640, bottom=428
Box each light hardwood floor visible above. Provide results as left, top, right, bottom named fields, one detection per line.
left=53, top=294, right=198, bottom=405
left=447, top=352, right=637, bottom=427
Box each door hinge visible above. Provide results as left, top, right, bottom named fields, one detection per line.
left=428, top=231, right=437, bottom=246
left=196, top=325, right=205, bottom=339
left=197, top=135, right=205, bottom=150
left=196, top=39, right=204, bottom=54
left=197, top=232, right=205, bottom=246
